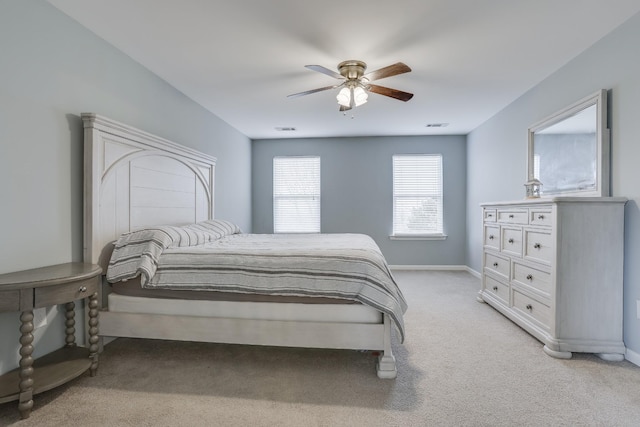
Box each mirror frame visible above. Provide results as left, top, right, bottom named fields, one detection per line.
left=527, top=89, right=609, bottom=197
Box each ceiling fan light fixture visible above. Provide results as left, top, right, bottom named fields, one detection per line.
left=353, top=86, right=368, bottom=106
left=336, top=84, right=368, bottom=108
left=336, top=87, right=351, bottom=107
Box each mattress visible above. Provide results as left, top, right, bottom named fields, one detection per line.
left=110, top=278, right=355, bottom=304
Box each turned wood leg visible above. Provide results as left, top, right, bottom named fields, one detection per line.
left=18, top=310, right=35, bottom=419
left=88, top=293, right=100, bottom=376
left=65, top=301, right=76, bottom=347
left=376, top=314, right=397, bottom=379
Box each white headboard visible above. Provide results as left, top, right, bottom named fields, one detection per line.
left=82, top=113, right=216, bottom=270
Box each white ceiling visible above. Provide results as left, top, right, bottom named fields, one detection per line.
left=47, top=0, right=640, bottom=140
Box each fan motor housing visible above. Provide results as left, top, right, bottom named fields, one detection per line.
left=338, top=60, right=367, bottom=80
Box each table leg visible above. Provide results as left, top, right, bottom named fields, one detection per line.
left=18, top=310, right=34, bottom=419
left=88, top=292, right=99, bottom=376
left=65, top=301, right=76, bottom=347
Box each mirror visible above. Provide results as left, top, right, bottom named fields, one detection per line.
left=527, top=89, right=609, bottom=197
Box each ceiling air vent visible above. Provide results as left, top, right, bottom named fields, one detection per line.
left=275, top=127, right=296, bottom=132
left=425, top=123, right=449, bottom=128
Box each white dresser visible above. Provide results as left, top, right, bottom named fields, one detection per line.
left=478, top=197, right=626, bottom=360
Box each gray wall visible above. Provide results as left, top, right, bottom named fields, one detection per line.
left=252, top=135, right=467, bottom=265
left=466, top=12, right=640, bottom=358
left=0, top=1, right=251, bottom=375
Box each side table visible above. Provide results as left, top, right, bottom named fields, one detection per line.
left=0, top=262, right=101, bottom=419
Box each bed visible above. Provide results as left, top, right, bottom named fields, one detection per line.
left=82, top=113, right=407, bottom=378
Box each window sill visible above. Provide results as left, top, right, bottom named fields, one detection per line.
left=389, top=234, right=448, bottom=241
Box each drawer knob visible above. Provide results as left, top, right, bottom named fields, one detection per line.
left=526, top=274, right=533, bottom=281
left=487, top=214, right=493, bottom=218
left=493, top=286, right=498, bottom=291
left=509, top=214, right=514, bottom=219
left=526, top=304, right=533, bottom=310
left=508, top=238, right=514, bottom=244
left=538, top=214, right=545, bottom=220
left=533, top=243, right=542, bottom=249
left=489, top=235, right=494, bottom=240
left=79, top=286, right=87, bottom=293
left=493, top=262, right=499, bottom=267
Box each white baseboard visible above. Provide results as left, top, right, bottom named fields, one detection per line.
left=389, top=265, right=466, bottom=271
left=389, top=265, right=480, bottom=278
left=626, top=348, right=640, bottom=367
left=465, top=267, right=481, bottom=278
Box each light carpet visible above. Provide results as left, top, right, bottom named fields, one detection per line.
left=1, top=270, right=640, bottom=426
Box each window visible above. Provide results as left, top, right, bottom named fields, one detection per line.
left=392, top=154, right=444, bottom=238
left=273, top=156, right=320, bottom=233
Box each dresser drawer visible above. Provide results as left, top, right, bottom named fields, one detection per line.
left=512, top=289, right=551, bottom=329
left=34, top=277, right=99, bottom=308
left=501, top=227, right=523, bottom=257
left=484, top=252, right=509, bottom=279
left=513, top=262, right=551, bottom=296
left=484, top=209, right=497, bottom=222
left=484, top=225, right=500, bottom=250
left=484, top=275, right=509, bottom=305
left=497, top=209, right=528, bottom=224
left=529, top=208, right=552, bottom=227
left=524, top=229, right=553, bottom=265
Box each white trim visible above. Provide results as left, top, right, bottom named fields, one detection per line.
left=389, top=234, right=447, bottom=241
left=465, top=267, right=481, bottom=278
left=626, top=348, right=640, bottom=367
left=389, top=265, right=481, bottom=279
left=389, top=265, right=468, bottom=271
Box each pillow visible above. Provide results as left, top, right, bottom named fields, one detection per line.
left=192, top=219, right=241, bottom=237
left=107, top=226, right=181, bottom=284
left=169, top=219, right=241, bottom=248
left=107, top=219, right=241, bottom=284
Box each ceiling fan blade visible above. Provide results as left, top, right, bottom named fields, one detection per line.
left=287, top=84, right=339, bottom=98
left=305, top=65, right=344, bottom=80
left=363, top=62, right=411, bottom=82
left=368, top=84, right=414, bottom=102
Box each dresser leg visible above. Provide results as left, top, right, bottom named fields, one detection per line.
left=596, top=353, right=625, bottom=362
left=543, top=345, right=572, bottom=359
left=88, top=292, right=100, bottom=376
left=18, top=310, right=35, bottom=419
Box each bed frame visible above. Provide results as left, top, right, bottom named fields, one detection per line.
left=82, top=113, right=397, bottom=378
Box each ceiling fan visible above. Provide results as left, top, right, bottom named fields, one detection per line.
left=288, top=60, right=414, bottom=111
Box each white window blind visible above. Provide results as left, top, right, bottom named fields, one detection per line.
left=392, top=154, right=443, bottom=236
left=273, top=156, right=321, bottom=233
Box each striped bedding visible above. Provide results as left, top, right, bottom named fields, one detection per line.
left=107, top=219, right=242, bottom=284
left=107, top=222, right=408, bottom=341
